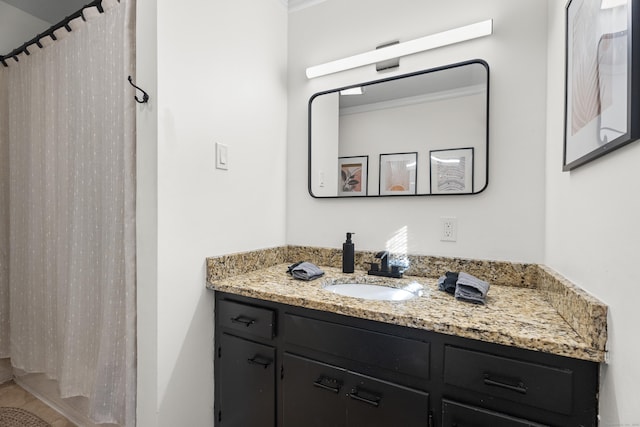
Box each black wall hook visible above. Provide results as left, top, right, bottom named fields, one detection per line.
left=128, top=76, right=149, bottom=104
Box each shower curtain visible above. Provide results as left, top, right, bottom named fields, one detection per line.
left=2, top=0, right=136, bottom=425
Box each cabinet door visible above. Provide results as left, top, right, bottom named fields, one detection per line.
left=442, top=399, right=548, bottom=427
left=218, top=333, right=275, bottom=427
left=346, top=371, right=430, bottom=427
left=282, top=353, right=347, bottom=427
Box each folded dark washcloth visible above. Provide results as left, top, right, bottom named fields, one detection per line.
left=287, top=261, right=325, bottom=281
left=437, top=271, right=458, bottom=295
left=454, top=272, right=490, bottom=305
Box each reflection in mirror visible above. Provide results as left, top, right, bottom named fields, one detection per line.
left=309, top=60, right=489, bottom=197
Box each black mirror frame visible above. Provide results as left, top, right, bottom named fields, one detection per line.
left=307, top=59, right=490, bottom=198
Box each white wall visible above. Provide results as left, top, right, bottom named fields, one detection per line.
left=0, top=1, right=50, bottom=55
left=546, top=1, right=640, bottom=425
left=287, top=0, right=548, bottom=262
left=310, top=92, right=339, bottom=196
left=136, top=0, right=288, bottom=425
left=339, top=91, right=486, bottom=195
left=135, top=0, right=158, bottom=424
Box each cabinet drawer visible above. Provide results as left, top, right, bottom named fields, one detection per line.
left=442, top=399, right=548, bottom=427
left=217, top=299, right=275, bottom=340
left=284, top=314, right=430, bottom=380
left=443, top=346, right=573, bottom=415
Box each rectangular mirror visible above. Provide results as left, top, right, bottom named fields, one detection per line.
left=308, top=60, right=489, bottom=197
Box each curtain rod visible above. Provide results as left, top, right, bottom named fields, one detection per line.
left=0, top=0, right=115, bottom=67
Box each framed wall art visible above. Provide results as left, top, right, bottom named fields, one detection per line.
left=338, top=156, right=368, bottom=196
left=429, top=148, right=474, bottom=194
left=564, top=0, right=640, bottom=170
left=379, top=152, right=417, bottom=195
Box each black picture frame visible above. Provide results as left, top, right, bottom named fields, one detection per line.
left=337, top=156, right=368, bottom=197
left=564, top=0, right=640, bottom=171
left=429, top=148, right=474, bottom=194
left=379, top=152, right=417, bottom=196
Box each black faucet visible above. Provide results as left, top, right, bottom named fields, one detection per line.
left=368, top=251, right=403, bottom=278
left=376, top=251, right=390, bottom=272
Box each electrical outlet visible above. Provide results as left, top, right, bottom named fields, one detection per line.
left=440, top=217, right=457, bottom=242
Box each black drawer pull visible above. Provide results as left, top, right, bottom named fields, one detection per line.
left=313, top=377, right=342, bottom=394
left=483, top=373, right=527, bottom=394
left=348, top=389, right=381, bottom=407
left=247, top=355, right=272, bottom=369
left=231, top=315, right=256, bottom=327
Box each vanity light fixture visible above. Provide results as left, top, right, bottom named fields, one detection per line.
left=306, top=19, right=493, bottom=79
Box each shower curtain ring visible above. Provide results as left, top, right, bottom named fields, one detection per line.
left=128, top=76, right=149, bottom=104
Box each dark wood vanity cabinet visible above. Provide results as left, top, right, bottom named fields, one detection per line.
left=214, top=292, right=598, bottom=427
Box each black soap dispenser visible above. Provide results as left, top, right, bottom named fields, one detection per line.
left=342, top=232, right=355, bottom=273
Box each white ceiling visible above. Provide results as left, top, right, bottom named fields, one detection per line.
left=4, top=0, right=324, bottom=24
left=1, top=0, right=324, bottom=56
left=2, top=0, right=89, bottom=24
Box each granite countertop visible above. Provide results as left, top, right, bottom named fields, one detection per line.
left=207, top=263, right=605, bottom=363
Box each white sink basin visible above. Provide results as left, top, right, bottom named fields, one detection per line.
left=323, top=283, right=421, bottom=301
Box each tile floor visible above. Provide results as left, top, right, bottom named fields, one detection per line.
left=0, top=380, right=76, bottom=426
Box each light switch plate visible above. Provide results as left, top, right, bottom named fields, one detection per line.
left=216, top=142, right=228, bottom=170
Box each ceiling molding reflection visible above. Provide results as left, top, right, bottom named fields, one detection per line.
left=288, top=0, right=326, bottom=12
left=339, top=84, right=486, bottom=116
